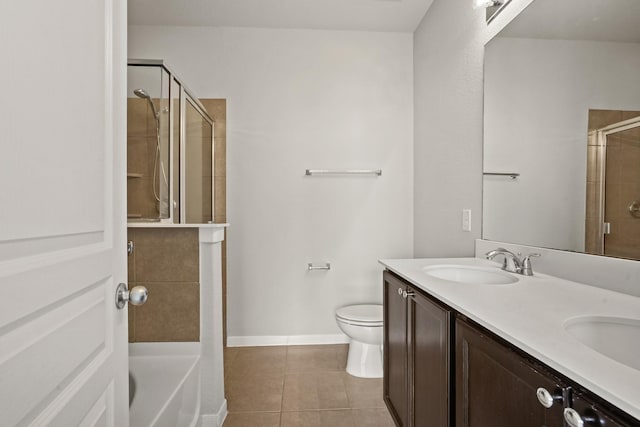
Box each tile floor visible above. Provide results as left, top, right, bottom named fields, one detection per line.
left=222, top=344, right=396, bottom=427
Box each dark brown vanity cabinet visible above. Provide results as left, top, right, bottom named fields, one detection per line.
left=455, top=318, right=565, bottom=427
left=382, top=271, right=639, bottom=427
left=384, top=272, right=409, bottom=426
left=455, top=318, right=638, bottom=427
left=383, top=271, right=452, bottom=427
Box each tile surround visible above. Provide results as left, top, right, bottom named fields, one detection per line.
left=127, top=228, right=200, bottom=342
left=134, top=228, right=199, bottom=282
left=126, top=99, right=226, bottom=344
left=131, top=281, right=200, bottom=342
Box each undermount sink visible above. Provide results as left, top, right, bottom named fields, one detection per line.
left=423, top=265, right=518, bottom=285
left=564, top=316, right=640, bottom=371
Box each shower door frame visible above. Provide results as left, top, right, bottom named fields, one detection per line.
left=179, top=91, right=215, bottom=224
left=594, top=115, right=640, bottom=255
left=128, top=59, right=215, bottom=225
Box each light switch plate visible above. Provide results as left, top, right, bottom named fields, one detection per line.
left=462, top=209, right=472, bottom=232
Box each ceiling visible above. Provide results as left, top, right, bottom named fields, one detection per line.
left=499, top=0, right=640, bottom=43
left=128, top=0, right=434, bottom=32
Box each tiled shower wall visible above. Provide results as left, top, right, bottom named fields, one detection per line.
left=128, top=228, right=200, bottom=342
left=127, top=99, right=227, bottom=343
left=586, top=109, right=640, bottom=258
left=127, top=98, right=167, bottom=219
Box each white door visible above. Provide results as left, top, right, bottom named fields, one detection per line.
left=0, top=0, right=128, bottom=426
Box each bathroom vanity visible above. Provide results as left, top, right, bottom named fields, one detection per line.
left=380, top=258, right=640, bottom=427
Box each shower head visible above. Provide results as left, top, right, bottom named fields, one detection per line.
left=133, top=88, right=151, bottom=99
left=133, top=88, right=158, bottom=119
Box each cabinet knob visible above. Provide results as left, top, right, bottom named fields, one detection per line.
left=398, top=287, right=403, bottom=296
left=401, top=290, right=415, bottom=299
left=536, top=387, right=559, bottom=408
left=564, top=408, right=584, bottom=427
left=564, top=408, right=600, bottom=427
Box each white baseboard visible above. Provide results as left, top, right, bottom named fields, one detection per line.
left=227, top=334, right=349, bottom=347
left=200, top=399, right=227, bottom=427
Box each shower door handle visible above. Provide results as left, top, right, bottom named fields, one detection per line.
left=115, top=283, right=148, bottom=309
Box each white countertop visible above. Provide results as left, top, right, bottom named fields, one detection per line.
left=127, top=222, right=229, bottom=229
left=380, top=257, right=640, bottom=420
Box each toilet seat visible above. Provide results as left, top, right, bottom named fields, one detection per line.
left=335, top=304, right=383, bottom=327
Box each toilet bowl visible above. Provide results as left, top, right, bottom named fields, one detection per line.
left=335, top=304, right=384, bottom=378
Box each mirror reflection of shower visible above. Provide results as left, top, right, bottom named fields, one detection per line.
left=585, top=111, right=640, bottom=260
left=133, top=87, right=169, bottom=212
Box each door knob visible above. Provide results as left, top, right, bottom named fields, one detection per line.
left=115, top=283, right=148, bottom=309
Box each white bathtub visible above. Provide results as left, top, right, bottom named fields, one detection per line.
left=129, top=343, right=201, bottom=427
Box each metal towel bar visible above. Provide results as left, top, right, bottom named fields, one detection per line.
left=483, top=172, right=520, bottom=180
left=308, top=262, right=331, bottom=271
left=305, top=169, right=382, bottom=176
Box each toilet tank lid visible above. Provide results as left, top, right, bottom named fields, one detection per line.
left=336, top=304, right=383, bottom=323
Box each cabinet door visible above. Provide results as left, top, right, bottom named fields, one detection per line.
left=569, top=391, right=637, bottom=427
left=384, top=272, right=409, bottom=427
left=456, top=319, right=565, bottom=427
left=409, top=290, right=452, bottom=427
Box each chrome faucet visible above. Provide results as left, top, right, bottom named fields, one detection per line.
left=485, top=248, right=541, bottom=276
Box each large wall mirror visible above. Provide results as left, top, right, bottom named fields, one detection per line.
left=483, top=0, right=640, bottom=260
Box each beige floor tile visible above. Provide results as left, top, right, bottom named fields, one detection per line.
left=280, top=410, right=355, bottom=427
left=223, top=344, right=393, bottom=426
left=352, top=408, right=396, bottom=427
left=224, top=346, right=241, bottom=376
left=226, top=373, right=284, bottom=412
left=282, top=372, right=350, bottom=411
left=226, top=346, right=287, bottom=378
left=222, top=412, right=281, bottom=427
left=335, top=344, right=349, bottom=369
left=342, top=373, right=385, bottom=409
left=285, top=345, right=345, bottom=373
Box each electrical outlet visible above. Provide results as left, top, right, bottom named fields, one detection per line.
left=462, top=209, right=472, bottom=232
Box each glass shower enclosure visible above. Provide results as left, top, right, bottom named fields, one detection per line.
left=127, top=59, right=214, bottom=224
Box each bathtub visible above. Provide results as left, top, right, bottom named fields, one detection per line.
left=129, top=343, right=201, bottom=427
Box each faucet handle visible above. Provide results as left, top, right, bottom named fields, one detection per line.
left=521, top=253, right=541, bottom=276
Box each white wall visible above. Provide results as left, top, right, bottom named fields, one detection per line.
left=412, top=0, right=534, bottom=257
left=484, top=38, right=640, bottom=251
left=129, top=26, right=414, bottom=342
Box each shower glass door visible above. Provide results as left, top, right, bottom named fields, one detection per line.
left=183, top=96, right=214, bottom=224
left=127, top=60, right=214, bottom=224
left=599, top=117, right=640, bottom=259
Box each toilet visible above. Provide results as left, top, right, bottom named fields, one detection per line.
left=335, top=304, right=384, bottom=378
